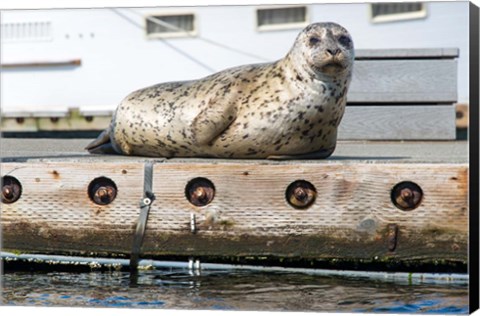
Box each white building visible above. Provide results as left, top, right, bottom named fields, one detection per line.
left=0, top=2, right=470, bottom=115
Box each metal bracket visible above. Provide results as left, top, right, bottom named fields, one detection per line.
left=190, top=213, right=196, bottom=233
left=387, top=224, right=399, bottom=252
left=188, top=257, right=201, bottom=275
left=130, top=162, right=155, bottom=272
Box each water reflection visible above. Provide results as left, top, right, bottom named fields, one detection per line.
left=2, top=269, right=469, bottom=313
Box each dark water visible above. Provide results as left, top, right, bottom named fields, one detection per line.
left=1, top=269, right=468, bottom=313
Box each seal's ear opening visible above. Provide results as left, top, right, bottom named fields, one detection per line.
left=85, top=129, right=118, bottom=155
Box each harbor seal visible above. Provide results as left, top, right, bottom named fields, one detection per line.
left=86, top=22, right=354, bottom=159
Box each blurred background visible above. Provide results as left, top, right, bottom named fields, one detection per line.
left=0, top=2, right=470, bottom=134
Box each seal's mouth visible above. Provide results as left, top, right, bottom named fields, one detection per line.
left=313, top=61, right=346, bottom=75
left=323, top=61, right=344, bottom=69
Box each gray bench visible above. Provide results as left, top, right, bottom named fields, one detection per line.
left=339, top=48, right=458, bottom=140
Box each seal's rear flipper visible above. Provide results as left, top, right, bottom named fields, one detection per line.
left=85, top=129, right=119, bottom=155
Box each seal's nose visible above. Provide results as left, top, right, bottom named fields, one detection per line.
left=326, top=48, right=341, bottom=56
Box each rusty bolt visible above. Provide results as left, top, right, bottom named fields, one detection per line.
left=94, top=186, right=116, bottom=205
left=194, top=186, right=207, bottom=200
left=1, top=176, right=22, bottom=204
left=387, top=224, right=399, bottom=252
left=391, top=181, right=423, bottom=211
left=88, top=177, right=117, bottom=205
left=293, top=187, right=309, bottom=202
left=401, top=188, right=413, bottom=200
left=185, top=177, right=215, bottom=207
left=286, top=180, right=316, bottom=209
left=3, top=187, right=12, bottom=198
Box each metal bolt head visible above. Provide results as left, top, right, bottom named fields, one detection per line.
left=88, top=177, right=118, bottom=205
left=186, top=178, right=215, bottom=207
left=400, top=188, right=413, bottom=200
left=293, top=187, right=308, bottom=202
left=391, top=181, right=423, bottom=211
left=194, top=187, right=207, bottom=200
left=3, top=187, right=12, bottom=198
left=93, top=185, right=116, bottom=205
left=142, top=197, right=152, bottom=206
left=286, top=180, right=316, bottom=209
left=96, top=187, right=108, bottom=198
left=1, top=176, right=22, bottom=204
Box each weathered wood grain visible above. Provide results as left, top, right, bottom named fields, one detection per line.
left=1, top=161, right=468, bottom=267
left=339, top=105, right=456, bottom=140
left=0, top=117, right=39, bottom=132
left=348, top=59, right=457, bottom=103
left=1, top=162, right=144, bottom=255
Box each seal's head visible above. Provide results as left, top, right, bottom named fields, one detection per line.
left=290, top=22, right=354, bottom=78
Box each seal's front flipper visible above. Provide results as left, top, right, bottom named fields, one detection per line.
left=267, top=147, right=336, bottom=160
left=191, top=97, right=237, bottom=146
left=85, top=128, right=119, bottom=155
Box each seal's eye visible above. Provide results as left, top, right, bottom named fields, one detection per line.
left=309, top=37, right=320, bottom=45
left=338, top=35, right=351, bottom=47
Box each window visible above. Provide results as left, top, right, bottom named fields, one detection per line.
left=1, top=21, right=52, bottom=43
left=146, top=13, right=196, bottom=38
left=256, top=6, right=308, bottom=31
left=371, top=2, right=427, bottom=23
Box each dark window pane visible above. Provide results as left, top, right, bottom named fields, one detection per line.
left=257, top=7, right=307, bottom=26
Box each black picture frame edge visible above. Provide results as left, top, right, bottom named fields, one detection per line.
left=469, top=1, right=480, bottom=314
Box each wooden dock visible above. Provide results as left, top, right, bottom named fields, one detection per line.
left=0, top=47, right=468, bottom=272
left=0, top=138, right=468, bottom=272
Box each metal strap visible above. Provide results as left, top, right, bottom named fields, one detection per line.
left=130, top=162, right=155, bottom=272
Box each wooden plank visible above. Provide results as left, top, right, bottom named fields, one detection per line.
left=1, top=162, right=145, bottom=256
left=1, top=59, right=81, bottom=68
left=338, top=105, right=456, bottom=140
left=0, top=117, right=38, bottom=132
left=348, top=59, right=457, bottom=103
left=1, top=161, right=468, bottom=267
left=355, top=48, right=459, bottom=59
left=2, top=110, right=70, bottom=118
left=0, top=108, right=112, bottom=132
left=35, top=116, right=112, bottom=132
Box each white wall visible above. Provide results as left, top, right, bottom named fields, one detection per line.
left=0, top=2, right=469, bottom=114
